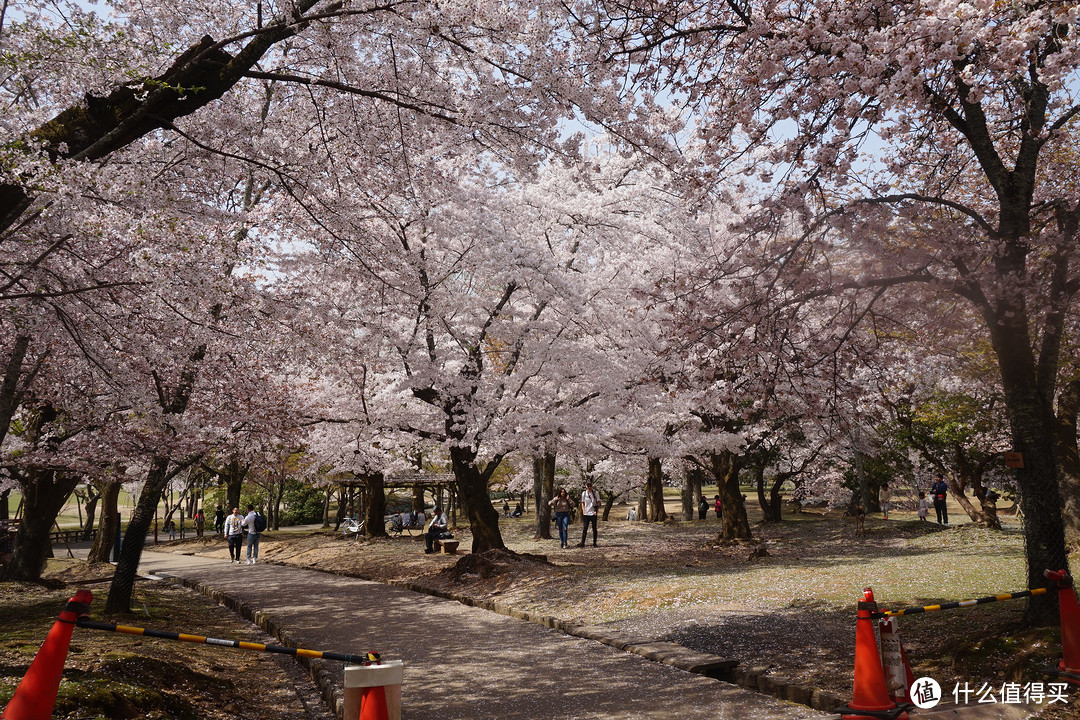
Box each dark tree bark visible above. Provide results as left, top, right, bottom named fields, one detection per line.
left=80, top=482, right=102, bottom=540
left=6, top=470, right=80, bottom=580
left=756, top=464, right=786, bottom=523
left=209, top=459, right=249, bottom=512
left=322, top=486, right=333, bottom=527
left=88, top=482, right=121, bottom=564
left=363, top=473, right=388, bottom=538
left=950, top=447, right=1000, bottom=529
left=0, top=0, right=330, bottom=235
left=681, top=463, right=696, bottom=521
left=104, top=342, right=204, bottom=613
left=533, top=454, right=555, bottom=540
left=707, top=450, right=752, bottom=542
left=107, top=457, right=171, bottom=613
left=333, top=483, right=349, bottom=531
left=449, top=446, right=505, bottom=553
left=644, top=457, right=668, bottom=522
left=1054, top=376, right=1080, bottom=544
left=106, top=454, right=199, bottom=612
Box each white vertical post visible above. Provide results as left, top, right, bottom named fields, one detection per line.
left=343, top=660, right=403, bottom=720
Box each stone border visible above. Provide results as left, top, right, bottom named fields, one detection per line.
left=150, top=563, right=847, bottom=716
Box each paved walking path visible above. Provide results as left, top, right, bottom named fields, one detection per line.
left=59, top=534, right=1044, bottom=719
left=134, top=551, right=828, bottom=720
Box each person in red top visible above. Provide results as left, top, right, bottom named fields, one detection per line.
left=714, top=495, right=723, bottom=520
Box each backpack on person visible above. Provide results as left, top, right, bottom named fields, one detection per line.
left=254, top=512, right=267, bottom=533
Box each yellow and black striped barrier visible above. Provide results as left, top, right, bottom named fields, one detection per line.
left=76, top=618, right=381, bottom=665
left=870, top=586, right=1052, bottom=618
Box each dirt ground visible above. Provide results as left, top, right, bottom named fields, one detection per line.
left=0, top=570, right=333, bottom=720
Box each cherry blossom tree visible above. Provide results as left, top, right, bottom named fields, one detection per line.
left=576, top=0, right=1080, bottom=620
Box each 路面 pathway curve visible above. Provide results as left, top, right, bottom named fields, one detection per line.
left=134, top=551, right=827, bottom=720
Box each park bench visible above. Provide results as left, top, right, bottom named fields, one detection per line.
left=51, top=528, right=95, bottom=544
left=433, top=538, right=459, bottom=554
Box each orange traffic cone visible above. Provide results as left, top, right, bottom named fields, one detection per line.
left=1044, top=569, right=1080, bottom=683
left=2, top=590, right=93, bottom=720
left=834, top=588, right=910, bottom=720
left=359, top=685, right=390, bottom=720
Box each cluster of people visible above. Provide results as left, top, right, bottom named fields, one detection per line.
left=548, top=480, right=601, bottom=548
left=223, top=504, right=265, bottom=564
left=696, top=495, right=722, bottom=520
left=880, top=474, right=951, bottom=525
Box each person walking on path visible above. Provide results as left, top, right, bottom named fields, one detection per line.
left=424, top=507, right=448, bottom=554
left=578, top=481, right=600, bottom=547
left=214, top=506, right=225, bottom=534
left=242, top=504, right=262, bottom=564
left=549, top=488, right=574, bottom=548
left=223, top=508, right=245, bottom=564
left=878, top=482, right=891, bottom=520
left=195, top=510, right=205, bottom=538
left=931, top=474, right=949, bottom=525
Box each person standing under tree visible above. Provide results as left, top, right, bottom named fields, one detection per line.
left=242, top=504, right=262, bottom=564
left=214, top=506, right=225, bottom=534
left=578, top=480, right=600, bottom=547
left=698, top=496, right=709, bottom=520
left=931, top=474, right=949, bottom=526
left=223, top=508, right=244, bottom=564
left=549, top=488, right=574, bottom=548
left=917, top=492, right=929, bottom=522
left=878, top=482, right=891, bottom=520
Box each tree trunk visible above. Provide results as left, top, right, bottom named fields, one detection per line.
left=223, top=460, right=247, bottom=511
left=681, top=463, right=696, bottom=521
left=88, top=482, right=121, bottom=563
left=449, top=446, right=505, bottom=553
left=990, top=311, right=1068, bottom=625
left=6, top=470, right=80, bottom=580
left=756, top=465, right=784, bottom=522
left=601, top=491, right=619, bottom=521
left=533, top=454, right=554, bottom=540
left=1054, top=376, right=1080, bottom=544
left=708, top=450, right=752, bottom=542
left=81, top=483, right=102, bottom=540
left=853, top=444, right=875, bottom=513
left=364, top=473, right=388, bottom=537
left=645, top=457, right=668, bottom=522
left=333, top=483, right=348, bottom=531
left=106, top=456, right=192, bottom=614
